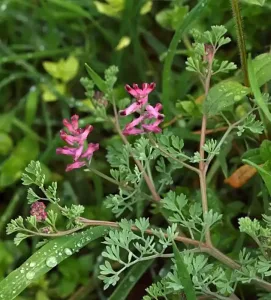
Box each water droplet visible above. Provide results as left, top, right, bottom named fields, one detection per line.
left=46, top=256, right=57, bottom=268
left=234, top=95, right=241, bottom=101
left=26, top=271, right=35, bottom=280
left=20, top=269, right=25, bottom=274
left=64, top=248, right=72, bottom=256
left=30, top=262, right=36, bottom=267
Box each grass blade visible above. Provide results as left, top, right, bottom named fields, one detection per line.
left=248, top=55, right=271, bottom=123
left=172, top=241, right=196, bottom=300
left=85, top=64, right=107, bottom=93
left=162, top=0, right=211, bottom=118
left=109, top=260, right=153, bottom=300
left=0, top=226, right=108, bottom=300
left=242, top=159, right=271, bottom=196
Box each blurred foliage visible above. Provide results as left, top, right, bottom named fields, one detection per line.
left=0, top=0, right=271, bottom=299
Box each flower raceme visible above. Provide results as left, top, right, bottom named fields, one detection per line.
left=120, top=83, right=164, bottom=135
left=56, top=115, right=99, bottom=172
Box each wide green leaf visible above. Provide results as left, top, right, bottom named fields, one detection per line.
left=204, top=81, right=250, bottom=116
left=248, top=55, right=271, bottom=123
left=109, top=260, right=153, bottom=300
left=253, top=53, right=271, bottom=87
left=172, top=241, right=196, bottom=300
left=0, top=226, right=108, bottom=300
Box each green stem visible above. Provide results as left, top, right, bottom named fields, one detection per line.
left=230, top=0, right=249, bottom=87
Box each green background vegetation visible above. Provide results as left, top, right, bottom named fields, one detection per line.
left=1, top=0, right=271, bottom=299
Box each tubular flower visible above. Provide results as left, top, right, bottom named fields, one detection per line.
left=30, top=201, right=47, bottom=222
left=120, top=83, right=164, bottom=135
left=56, top=115, right=99, bottom=172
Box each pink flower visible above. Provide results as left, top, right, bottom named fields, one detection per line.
left=56, top=145, right=84, bottom=161
left=125, top=83, right=156, bottom=101
left=56, top=115, right=99, bottom=172
left=30, top=201, right=47, bottom=222
left=66, top=161, right=86, bottom=172
left=119, top=102, right=141, bottom=116
left=120, top=83, right=164, bottom=136
left=145, top=103, right=164, bottom=120
left=81, top=143, right=100, bottom=160
left=142, top=119, right=163, bottom=133
left=62, top=114, right=79, bottom=135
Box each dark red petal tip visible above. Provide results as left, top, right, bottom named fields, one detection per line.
left=125, top=84, right=132, bottom=91
left=149, top=82, right=156, bottom=89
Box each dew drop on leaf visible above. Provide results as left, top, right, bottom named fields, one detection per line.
left=26, top=271, right=35, bottom=280
left=64, top=248, right=72, bottom=256
left=46, top=256, right=57, bottom=268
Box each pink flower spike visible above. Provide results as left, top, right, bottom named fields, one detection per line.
left=125, top=82, right=156, bottom=99
left=119, top=102, right=141, bottom=116
left=30, top=201, right=47, bottom=222
left=146, top=103, right=164, bottom=120
left=65, top=161, right=86, bottom=172
left=81, top=143, right=100, bottom=160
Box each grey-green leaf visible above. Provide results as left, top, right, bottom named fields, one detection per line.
left=0, top=226, right=108, bottom=300
left=204, top=81, right=250, bottom=116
